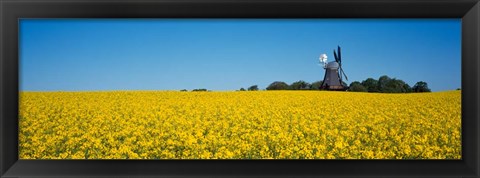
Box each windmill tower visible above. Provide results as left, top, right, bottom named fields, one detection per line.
left=318, top=46, right=348, bottom=91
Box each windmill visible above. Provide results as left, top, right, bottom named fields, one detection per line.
left=318, top=46, right=349, bottom=91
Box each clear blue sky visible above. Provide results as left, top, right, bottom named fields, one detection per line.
left=20, top=19, right=461, bottom=92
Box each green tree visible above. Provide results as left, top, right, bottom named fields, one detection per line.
left=348, top=81, right=367, bottom=92
left=377, top=75, right=391, bottom=92
left=403, top=83, right=413, bottom=93
left=248, top=85, right=259, bottom=91
left=239, top=88, right=246, bottom=91
left=349, top=81, right=361, bottom=87
left=192, top=88, right=207, bottom=92
left=289, top=80, right=310, bottom=90
left=310, top=81, right=323, bottom=90
left=413, top=81, right=431, bottom=92
left=361, top=78, right=379, bottom=92
left=376, top=77, right=411, bottom=93
left=266, top=81, right=289, bottom=90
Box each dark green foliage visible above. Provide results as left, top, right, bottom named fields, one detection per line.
left=361, top=78, right=379, bottom=92
left=350, top=84, right=367, bottom=92
left=368, top=76, right=413, bottom=93
left=377, top=75, right=391, bottom=92
left=239, top=88, right=246, bottom=91
left=266, top=81, right=289, bottom=90
left=192, top=89, right=208, bottom=92
left=383, top=78, right=409, bottom=93
left=346, top=75, right=427, bottom=93
left=348, top=81, right=367, bottom=92
left=180, top=89, right=188, bottom=92
left=289, top=80, right=311, bottom=90
left=349, top=81, right=361, bottom=86
left=248, top=85, right=259, bottom=91
left=261, top=76, right=427, bottom=93
left=310, top=81, right=323, bottom=90
left=413, top=81, right=431, bottom=92
left=403, top=83, right=413, bottom=93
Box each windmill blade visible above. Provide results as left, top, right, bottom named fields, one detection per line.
left=340, top=67, right=348, bottom=81
left=337, top=46, right=342, bottom=64
left=333, top=50, right=339, bottom=63
left=338, top=69, right=343, bottom=81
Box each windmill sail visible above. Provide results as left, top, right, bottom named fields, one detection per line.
left=333, top=50, right=339, bottom=63
left=337, top=46, right=342, bottom=64
left=340, top=67, right=348, bottom=81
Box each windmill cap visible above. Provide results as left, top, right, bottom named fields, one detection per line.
left=326, top=61, right=339, bottom=69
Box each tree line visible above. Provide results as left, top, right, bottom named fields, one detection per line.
left=348, top=75, right=430, bottom=93
left=181, top=89, right=209, bottom=92
left=183, top=75, right=432, bottom=93
left=239, top=80, right=324, bottom=91
left=237, top=75, right=431, bottom=93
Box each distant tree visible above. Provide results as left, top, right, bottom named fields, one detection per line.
left=404, top=83, right=413, bottom=93
left=347, top=81, right=367, bottom=92
left=180, top=89, right=188, bottom=92
left=192, top=88, right=207, bottom=92
left=248, top=85, right=259, bottom=91
left=348, top=81, right=367, bottom=92
left=457, top=88, right=461, bottom=90
left=310, top=81, right=323, bottom=90
left=413, top=81, right=431, bottom=92
left=239, top=88, right=246, bottom=91
left=373, top=76, right=404, bottom=93
left=266, top=81, right=289, bottom=90
left=306, top=83, right=313, bottom=90
left=361, top=78, right=379, bottom=92
left=349, top=81, right=361, bottom=87
left=289, top=80, right=310, bottom=90
left=383, top=78, right=408, bottom=93
left=377, top=75, right=391, bottom=92
left=263, top=76, right=425, bottom=93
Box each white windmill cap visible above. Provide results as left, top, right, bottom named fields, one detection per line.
left=326, top=61, right=339, bottom=69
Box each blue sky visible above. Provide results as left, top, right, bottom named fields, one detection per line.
left=20, top=19, right=461, bottom=92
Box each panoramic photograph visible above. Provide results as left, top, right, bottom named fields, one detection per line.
left=19, top=19, right=461, bottom=159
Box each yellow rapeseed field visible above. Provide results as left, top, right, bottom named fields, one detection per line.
left=19, top=90, right=461, bottom=159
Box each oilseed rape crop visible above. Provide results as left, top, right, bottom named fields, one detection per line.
left=19, top=90, right=461, bottom=159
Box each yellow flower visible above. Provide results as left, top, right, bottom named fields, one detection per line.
left=19, top=90, right=461, bottom=159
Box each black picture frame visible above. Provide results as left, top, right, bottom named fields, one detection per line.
left=1, top=0, right=479, bottom=177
